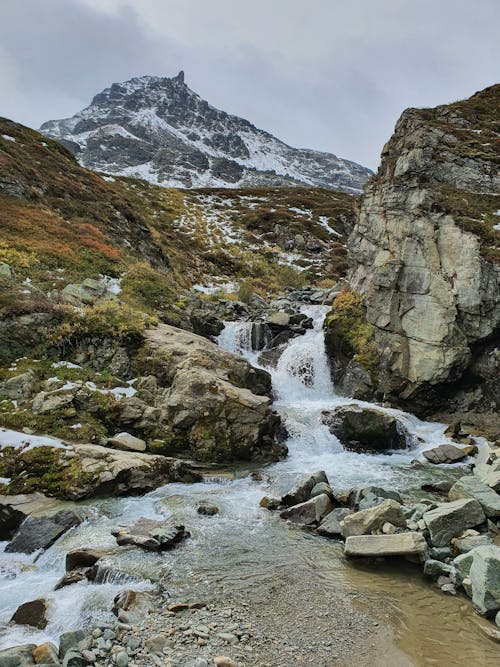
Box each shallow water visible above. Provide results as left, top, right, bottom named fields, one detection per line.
left=0, top=306, right=497, bottom=665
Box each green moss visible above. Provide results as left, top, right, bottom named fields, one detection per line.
left=324, top=289, right=379, bottom=378
left=0, top=445, right=97, bottom=499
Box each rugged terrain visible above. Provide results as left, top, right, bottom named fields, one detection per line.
left=40, top=72, right=372, bottom=192
left=327, top=84, right=500, bottom=426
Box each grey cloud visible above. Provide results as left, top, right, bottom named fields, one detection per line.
left=0, top=0, right=498, bottom=170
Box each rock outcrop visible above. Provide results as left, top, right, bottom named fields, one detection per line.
left=142, top=323, right=286, bottom=462
left=347, top=84, right=500, bottom=415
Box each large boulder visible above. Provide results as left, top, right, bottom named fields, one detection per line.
left=1, top=443, right=201, bottom=500
left=449, top=476, right=500, bottom=518
left=340, top=499, right=406, bottom=538
left=344, top=532, right=427, bottom=558
left=280, top=494, right=333, bottom=526
left=423, top=498, right=486, bottom=547
left=143, top=324, right=286, bottom=462
left=0, top=502, right=26, bottom=540
left=321, top=405, right=408, bottom=452
left=454, top=545, right=500, bottom=615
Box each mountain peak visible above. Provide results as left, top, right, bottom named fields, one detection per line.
left=40, top=74, right=372, bottom=191
left=173, top=70, right=185, bottom=84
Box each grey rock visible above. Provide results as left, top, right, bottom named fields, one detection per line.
left=423, top=444, right=477, bottom=465
left=58, top=631, right=92, bottom=660
left=344, top=532, right=427, bottom=558
left=0, top=645, right=36, bottom=667
left=317, top=508, right=352, bottom=537
left=340, top=499, right=406, bottom=538
left=6, top=511, right=82, bottom=554
left=0, top=261, right=12, bottom=279
left=112, top=518, right=189, bottom=551
left=197, top=502, right=219, bottom=516
left=423, top=499, right=486, bottom=547
left=280, top=493, right=333, bottom=525
left=449, top=475, right=500, bottom=517
left=423, top=559, right=454, bottom=579
left=1, top=370, right=37, bottom=400
left=107, top=432, right=147, bottom=453
left=281, top=471, right=328, bottom=506
left=454, top=545, right=500, bottom=614
left=310, top=482, right=335, bottom=501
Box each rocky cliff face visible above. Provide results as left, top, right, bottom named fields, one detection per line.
left=40, top=72, right=371, bottom=192
left=348, top=85, right=500, bottom=414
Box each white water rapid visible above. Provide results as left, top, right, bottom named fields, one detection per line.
left=0, top=305, right=490, bottom=662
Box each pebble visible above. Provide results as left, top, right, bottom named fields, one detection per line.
left=214, top=658, right=237, bottom=667
left=114, top=651, right=129, bottom=667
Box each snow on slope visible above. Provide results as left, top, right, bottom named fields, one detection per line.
left=40, top=71, right=372, bottom=192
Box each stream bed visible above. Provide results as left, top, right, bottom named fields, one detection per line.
left=0, top=306, right=498, bottom=665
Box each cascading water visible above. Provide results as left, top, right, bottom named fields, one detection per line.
left=0, top=305, right=495, bottom=664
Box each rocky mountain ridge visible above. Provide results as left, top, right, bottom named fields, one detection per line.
left=341, top=84, right=500, bottom=418
left=40, top=71, right=372, bottom=192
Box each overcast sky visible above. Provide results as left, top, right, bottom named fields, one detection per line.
left=1, top=0, right=498, bottom=170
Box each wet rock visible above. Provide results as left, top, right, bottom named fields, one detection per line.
left=0, top=502, right=26, bottom=540
left=33, top=643, right=59, bottom=665
left=317, top=508, right=352, bottom=537
left=344, top=532, right=427, bottom=558
left=112, top=518, right=189, bottom=551
left=54, top=569, right=89, bottom=590
left=423, top=443, right=477, bottom=464
left=6, top=511, right=82, bottom=554
left=65, top=548, right=115, bottom=571
left=0, top=645, right=36, bottom=667
left=197, top=502, right=220, bottom=516
left=281, top=471, right=328, bottom=506
left=423, top=499, right=486, bottom=547
left=340, top=499, right=406, bottom=538
left=106, top=433, right=147, bottom=453
left=280, top=493, right=333, bottom=525
left=11, top=598, right=48, bottom=629
left=321, top=406, right=409, bottom=452
left=259, top=496, right=281, bottom=510
left=449, top=476, right=500, bottom=518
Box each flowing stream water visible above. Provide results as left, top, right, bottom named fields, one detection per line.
left=0, top=306, right=498, bottom=665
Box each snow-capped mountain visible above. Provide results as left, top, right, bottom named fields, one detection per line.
left=40, top=71, right=372, bottom=192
